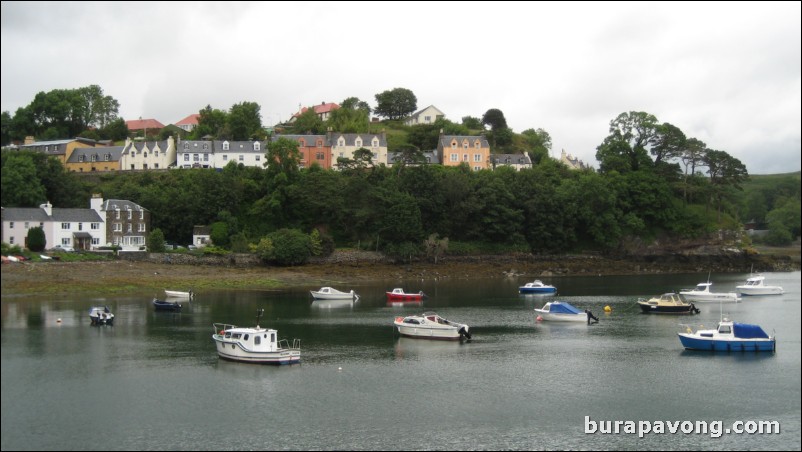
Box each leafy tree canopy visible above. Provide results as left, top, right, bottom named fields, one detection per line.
left=374, top=88, right=417, bottom=120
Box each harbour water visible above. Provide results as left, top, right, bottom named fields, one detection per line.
left=2, top=271, right=800, bottom=450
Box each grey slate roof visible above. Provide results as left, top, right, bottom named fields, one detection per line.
left=2, top=206, right=103, bottom=222
left=439, top=135, right=490, bottom=149
left=213, top=141, right=266, bottom=153
left=101, top=199, right=148, bottom=212
left=329, top=133, right=387, bottom=147
left=66, top=146, right=124, bottom=163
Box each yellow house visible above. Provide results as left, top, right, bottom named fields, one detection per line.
left=65, top=146, right=124, bottom=172
left=437, top=133, right=490, bottom=170
left=19, top=137, right=99, bottom=166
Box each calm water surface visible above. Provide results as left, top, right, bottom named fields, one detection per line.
left=2, top=272, right=800, bottom=450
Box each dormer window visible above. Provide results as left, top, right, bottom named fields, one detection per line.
left=317, top=140, right=323, bottom=148
left=253, top=142, right=261, bottom=151
left=372, top=138, right=379, bottom=147
left=203, top=143, right=208, bottom=150
left=474, top=140, right=481, bottom=149
left=91, top=154, right=97, bottom=162
left=451, top=141, right=457, bottom=149
left=131, top=150, right=136, bottom=157
left=79, top=155, right=85, bottom=162
left=463, top=140, right=469, bottom=149
left=183, top=143, right=189, bottom=150
left=299, top=139, right=306, bottom=147
left=355, top=138, right=362, bottom=147
left=338, top=138, right=345, bottom=147
left=143, top=151, right=148, bottom=158
left=222, top=141, right=230, bottom=151
left=105, top=154, right=110, bottom=161
left=155, top=150, right=159, bottom=157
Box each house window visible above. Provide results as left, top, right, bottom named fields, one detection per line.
left=474, top=154, right=482, bottom=162
left=92, top=238, right=100, bottom=246
left=62, top=238, right=70, bottom=246
left=24, top=222, right=29, bottom=229
left=450, top=154, right=458, bottom=162
left=239, top=155, right=244, bottom=161
left=203, top=143, right=208, bottom=150
left=127, top=224, right=133, bottom=232
left=355, top=139, right=362, bottom=147
left=155, top=163, right=159, bottom=168
left=138, top=223, right=146, bottom=232
left=451, top=141, right=457, bottom=149
left=338, top=138, right=345, bottom=147
left=317, top=140, right=323, bottom=148
left=155, top=150, right=159, bottom=157
left=204, top=154, right=209, bottom=162
left=316, top=152, right=324, bottom=160
left=475, top=141, right=481, bottom=149
left=9, top=222, right=13, bottom=229
left=223, top=141, right=230, bottom=151
left=132, top=150, right=136, bottom=157
left=116, top=210, right=120, bottom=219
left=44, top=146, right=49, bottom=152
left=78, top=223, right=83, bottom=231
left=54, top=145, right=59, bottom=151
left=140, top=211, right=144, bottom=220
left=61, top=223, right=71, bottom=230
left=372, top=138, right=379, bottom=147
left=143, top=151, right=148, bottom=158
left=113, top=223, right=122, bottom=232
left=424, top=116, right=431, bottom=122
left=91, top=155, right=97, bottom=162
left=194, top=154, right=199, bottom=162
left=255, top=155, right=260, bottom=161
left=130, top=164, right=135, bottom=170
left=79, top=155, right=85, bottom=162
left=372, top=152, right=378, bottom=160
left=223, top=155, right=228, bottom=161
left=474, top=166, right=481, bottom=171
left=183, top=143, right=189, bottom=150
left=254, top=142, right=260, bottom=151
left=91, top=223, right=100, bottom=230
left=463, top=141, right=469, bottom=149
left=463, top=154, right=468, bottom=161
left=184, top=154, right=189, bottom=161
left=105, top=154, right=110, bottom=161
left=9, top=237, right=14, bottom=244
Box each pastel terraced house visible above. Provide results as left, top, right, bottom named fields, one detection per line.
left=437, top=133, right=490, bottom=171
left=18, top=137, right=99, bottom=166
left=329, top=132, right=388, bottom=167
left=275, top=135, right=332, bottom=169
left=2, top=198, right=106, bottom=251
left=66, top=146, right=124, bottom=172
left=121, top=136, right=177, bottom=170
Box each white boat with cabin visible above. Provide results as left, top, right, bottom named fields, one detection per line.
left=393, top=312, right=471, bottom=340
left=535, top=301, right=595, bottom=323
left=212, top=309, right=300, bottom=364
left=680, top=282, right=741, bottom=303
left=310, top=287, right=358, bottom=300
left=165, top=289, right=194, bottom=299
left=735, top=274, right=784, bottom=296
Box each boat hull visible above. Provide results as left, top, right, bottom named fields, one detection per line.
left=212, top=337, right=300, bottom=364
left=386, top=294, right=424, bottom=301
left=310, top=291, right=355, bottom=300
left=519, top=287, right=557, bottom=294
left=165, top=290, right=193, bottom=299
left=638, top=303, right=696, bottom=314
left=394, top=323, right=465, bottom=340
left=736, top=287, right=784, bottom=296
left=679, top=293, right=740, bottom=303
left=678, top=333, right=776, bottom=352
left=153, top=301, right=182, bottom=311
left=534, top=310, right=587, bottom=322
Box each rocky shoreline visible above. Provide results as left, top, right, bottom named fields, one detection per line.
left=1, top=249, right=797, bottom=299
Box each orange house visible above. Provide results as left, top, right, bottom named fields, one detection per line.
left=275, top=134, right=332, bottom=169
left=437, top=133, right=490, bottom=171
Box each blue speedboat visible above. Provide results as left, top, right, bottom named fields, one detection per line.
left=519, top=280, right=556, bottom=294
left=678, top=319, right=775, bottom=352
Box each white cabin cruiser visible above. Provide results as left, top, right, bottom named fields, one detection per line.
left=680, top=282, right=741, bottom=303
left=394, top=312, right=471, bottom=341
left=212, top=309, right=300, bottom=364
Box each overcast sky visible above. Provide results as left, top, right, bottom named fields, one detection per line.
left=2, top=1, right=799, bottom=174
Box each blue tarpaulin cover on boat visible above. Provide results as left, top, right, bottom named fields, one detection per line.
left=733, top=323, right=769, bottom=339
left=548, top=302, right=583, bottom=315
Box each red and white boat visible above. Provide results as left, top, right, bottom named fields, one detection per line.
left=386, top=288, right=427, bottom=302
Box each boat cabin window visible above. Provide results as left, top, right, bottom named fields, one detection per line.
left=718, top=325, right=731, bottom=334
left=224, top=332, right=232, bottom=339
left=271, top=333, right=276, bottom=343
left=254, top=335, right=261, bottom=345
left=403, top=318, right=420, bottom=324
left=232, top=333, right=242, bottom=339
left=244, top=334, right=249, bottom=341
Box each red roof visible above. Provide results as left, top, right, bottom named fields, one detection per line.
left=125, top=119, right=165, bottom=131
left=175, top=114, right=200, bottom=126
left=292, top=102, right=340, bottom=118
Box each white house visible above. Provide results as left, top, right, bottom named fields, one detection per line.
left=121, top=136, right=177, bottom=170
left=329, top=132, right=389, bottom=166
left=2, top=201, right=105, bottom=251
left=491, top=153, right=532, bottom=171
left=405, top=105, right=445, bottom=126
left=212, top=140, right=266, bottom=169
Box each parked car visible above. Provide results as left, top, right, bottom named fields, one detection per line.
left=52, top=245, right=75, bottom=252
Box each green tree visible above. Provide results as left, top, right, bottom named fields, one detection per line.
left=267, top=228, right=312, bottom=265
left=228, top=101, right=263, bottom=140
left=77, top=84, right=120, bottom=129
left=27, top=226, right=46, bottom=251
left=374, top=87, right=417, bottom=120
left=147, top=228, right=166, bottom=252
left=1, top=154, right=47, bottom=206
left=327, top=97, right=369, bottom=133
left=424, top=233, right=448, bottom=263
left=289, top=108, right=325, bottom=134
left=680, top=137, right=707, bottom=204
left=703, top=149, right=749, bottom=221
left=481, top=108, right=507, bottom=131
left=521, top=128, right=552, bottom=164
left=1, top=111, right=11, bottom=146
left=596, top=111, right=659, bottom=173
left=250, top=237, right=274, bottom=263
left=194, top=105, right=228, bottom=139
left=461, top=116, right=483, bottom=130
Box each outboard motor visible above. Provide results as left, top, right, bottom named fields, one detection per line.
left=459, top=327, right=472, bottom=340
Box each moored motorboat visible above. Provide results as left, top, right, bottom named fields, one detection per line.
left=310, top=287, right=358, bottom=300
left=680, top=282, right=741, bottom=303
left=153, top=298, right=182, bottom=311
left=386, top=288, right=426, bottom=301
left=165, top=289, right=194, bottom=299
left=637, top=293, right=699, bottom=314
left=678, top=318, right=775, bottom=352
left=735, top=274, right=784, bottom=296
left=88, top=306, right=114, bottom=326
left=518, top=280, right=557, bottom=294
left=212, top=309, right=300, bottom=365
left=393, top=312, right=471, bottom=340
left=535, top=301, right=597, bottom=323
